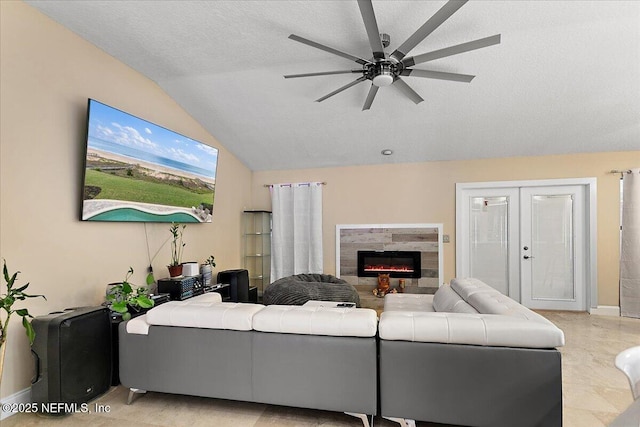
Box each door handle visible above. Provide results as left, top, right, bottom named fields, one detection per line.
left=523, top=255, right=534, bottom=260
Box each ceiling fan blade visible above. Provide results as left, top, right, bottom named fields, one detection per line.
left=289, top=34, right=370, bottom=65
left=284, top=70, right=363, bottom=79
left=392, top=77, right=424, bottom=104
left=362, top=85, right=379, bottom=111
left=390, top=0, right=467, bottom=62
left=357, top=0, right=385, bottom=60
left=316, top=76, right=368, bottom=102
left=402, top=34, right=501, bottom=67
left=401, top=68, right=475, bottom=83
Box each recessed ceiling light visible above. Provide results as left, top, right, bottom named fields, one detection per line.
left=381, top=149, right=393, bottom=156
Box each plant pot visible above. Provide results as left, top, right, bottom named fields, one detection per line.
left=168, top=264, right=183, bottom=278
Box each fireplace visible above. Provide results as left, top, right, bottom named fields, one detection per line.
left=357, top=251, right=421, bottom=279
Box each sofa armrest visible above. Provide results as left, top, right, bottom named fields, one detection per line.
left=379, top=311, right=565, bottom=348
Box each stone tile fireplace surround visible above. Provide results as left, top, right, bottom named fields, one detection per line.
left=336, top=224, right=443, bottom=298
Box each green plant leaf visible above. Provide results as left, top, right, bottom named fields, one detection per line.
left=2, top=260, right=9, bottom=284
left=136, top=296, right=154, bottom=309
left=13, top=283, right=30, bottom=293
left=121, top=282, right=132, bottom=294
left=122, top=312, right=132, bottom=321
left=23, top=316, right=36, bottom=345
left=15, top=308, right=29, bottom=316
left=146, top=272, right=155, bottom=286
left=110, top=301, right=128, bottom=314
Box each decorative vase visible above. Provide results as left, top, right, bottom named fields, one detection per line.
left=201, top=264, right=212, bottom=286
left=168, top=264, right=183, bottom=278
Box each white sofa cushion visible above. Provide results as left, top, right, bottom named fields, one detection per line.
left=466, top=290, right=551, bottom=323
left=432, top=284, right=478, bottom=314
left=252, top=305, right=378, bottom=337
left=450, top=277, right=497, bottom=300
left=451, top=278, right=552, bottom=323
left=383, top=293, right=436, bottom=312
left=378, top=311, right=565, bottom=348
left=125, top=293, right=225, bottom=335
left=146, top=300, right=265, bottom=331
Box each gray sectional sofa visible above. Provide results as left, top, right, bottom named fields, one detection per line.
left=118, top=278, right=565, bottom=427
left=379, top=278, right=565, bottom=427
left=119, top=294, right=378, bottom=427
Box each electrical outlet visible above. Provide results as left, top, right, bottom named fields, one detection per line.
left=443, top=234, right=450, bottom=243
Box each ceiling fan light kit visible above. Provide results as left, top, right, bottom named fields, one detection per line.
left=372, top=63, right=394, bottom=87
left=285, top=0, right=501, bottom=111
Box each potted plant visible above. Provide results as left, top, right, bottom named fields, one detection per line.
left=168, top=222, right=186, bottom=277
left=0, top=260, right=46, bottom=384
left=106, top=267, right=154, bottom=321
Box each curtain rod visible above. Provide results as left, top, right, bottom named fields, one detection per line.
left=264, top=182, right=327, bottom=188
left=609, top=169, right=632, bottom=175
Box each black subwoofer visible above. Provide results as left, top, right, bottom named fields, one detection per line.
left=31, top=306, right=111, bottom=414
left=217, top=269, right=250, bottom=302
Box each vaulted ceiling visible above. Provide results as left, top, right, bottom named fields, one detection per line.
left=27, top=1, right=640, bottom=171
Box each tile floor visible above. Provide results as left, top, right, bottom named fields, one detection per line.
left=3, top=311, right=639, bottom=427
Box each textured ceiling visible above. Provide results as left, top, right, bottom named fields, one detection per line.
left=27, top=1, right=640, bottom=171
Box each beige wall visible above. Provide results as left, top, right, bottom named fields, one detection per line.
left=252, top=151, right=640, bottom=308
left=0, top=2, right=252, bottom=398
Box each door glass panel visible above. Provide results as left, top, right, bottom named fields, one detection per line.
left=531, top=194, right=574, bottom=300
left=469, top=196, right=509, bottom=295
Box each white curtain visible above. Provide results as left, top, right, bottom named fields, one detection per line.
left=620, top=168, right=640, bottom=318
left=270, top=182, right=323, bottom=282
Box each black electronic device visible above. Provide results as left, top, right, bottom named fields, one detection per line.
left=31, top=306, right=111, bottom=414
left=217, top=269, right=251, bottom=303
left=157, top=275, right=205, bottom=301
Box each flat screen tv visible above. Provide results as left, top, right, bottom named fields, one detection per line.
left=81, top=99, right=218, bottom=223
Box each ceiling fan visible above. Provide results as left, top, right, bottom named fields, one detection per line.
left=284, top=0, right=501, bottom=110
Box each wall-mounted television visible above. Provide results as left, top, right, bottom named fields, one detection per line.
left=81, top=99, right=218, bottom=223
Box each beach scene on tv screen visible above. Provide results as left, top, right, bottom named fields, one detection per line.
left=82, top=100, right=218, bottom=223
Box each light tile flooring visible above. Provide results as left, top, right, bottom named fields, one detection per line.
left=3, top=311, right=640, bottom=427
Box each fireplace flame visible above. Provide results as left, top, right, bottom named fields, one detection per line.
left=364, top=264, right=414, bottom=273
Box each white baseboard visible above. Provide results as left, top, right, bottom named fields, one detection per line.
left=589, top=305, right=621, bottom=316
left=0, top=387, right=31, bottom=420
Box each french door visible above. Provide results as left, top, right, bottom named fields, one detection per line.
left=457, top=182, right=589, bottom=311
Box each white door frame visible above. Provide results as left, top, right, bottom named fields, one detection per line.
left=456, top=178, right=597, bottom=311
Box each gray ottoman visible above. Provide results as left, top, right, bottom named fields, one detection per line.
left=263, top=274, right=361, bottom=307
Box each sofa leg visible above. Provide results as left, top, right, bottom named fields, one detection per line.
left=344, top=412, right=373, bottom=427
left=383, top=416, right=416, bottom=427
left=127, top=388, right=147, bottom=405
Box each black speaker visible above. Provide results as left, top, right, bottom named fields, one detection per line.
left=31, top=306, right=111, bottom=414
left=217, top=269, right=249, bottom=302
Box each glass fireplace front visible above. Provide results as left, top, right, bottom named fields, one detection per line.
left=357, top=251, right=421, bottom=278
